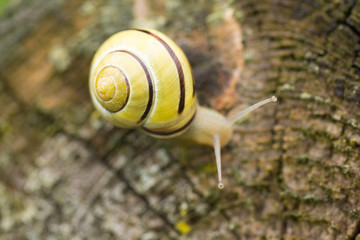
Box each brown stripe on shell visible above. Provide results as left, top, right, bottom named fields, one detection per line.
left=133, top=29, right=186, bottom=114
left=141, top=112, right=196, bottom=136
left=112, top=50, right=154, bottom=123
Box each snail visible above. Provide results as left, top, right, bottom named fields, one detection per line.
left=89, top=28, right=277, bottom=189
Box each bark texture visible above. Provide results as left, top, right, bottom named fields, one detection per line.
left=0, top=0, right=360, bottom=239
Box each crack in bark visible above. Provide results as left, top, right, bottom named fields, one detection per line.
left=320, top=0, right=358, bottom=62
left=328, top=0, right=358, bottom=35
left=349, top=218, right=360, bottom=240
left=100, top=158, right=180, bottom=234
left=272, top=83, right=287, bottom=239
left=62, top=130, right=180, bottom=235
left=344, top=19, right=360, bottom=36
left=167, top=150, right=237, bottom=236
left=344, top=0, right=360, bottom=36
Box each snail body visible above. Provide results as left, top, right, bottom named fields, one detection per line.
left=89, top=29, right=276, bottom=188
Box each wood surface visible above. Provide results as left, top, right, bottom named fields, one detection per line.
left=0, top=0, right=360, bottom=239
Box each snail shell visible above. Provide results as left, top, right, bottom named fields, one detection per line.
left=89, top=29, right=197, bottom=137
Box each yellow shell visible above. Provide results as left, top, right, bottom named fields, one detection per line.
left=89, top=29, right=197, bottom=137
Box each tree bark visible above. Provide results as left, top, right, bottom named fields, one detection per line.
left=0, top=0, right=360, bottom=239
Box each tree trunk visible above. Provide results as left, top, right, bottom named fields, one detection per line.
left=0, top=0, right=359, bottom=239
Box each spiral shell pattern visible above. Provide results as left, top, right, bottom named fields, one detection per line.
left=89, top=29, right=197, bottom=137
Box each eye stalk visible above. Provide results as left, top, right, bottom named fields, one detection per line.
left=227, top=96, right=277, bottom=125
left=216, top=95, right=277, bottom=189
left=180, top=96, right=277, bottom=189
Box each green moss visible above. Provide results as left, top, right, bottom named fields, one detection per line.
left=279, top=83, right=295, bottom=92
left=206, top=9, right=225, bottom=26
left=48, top=45, right=71, bottom=73
left=302, top=193, right=324, bottom=204
left=244, top=197, right=254, bottom=213
left=165, top=0, right=214, bottom=32
left=233, top=168, right=245, bottom=185
left=330, top=222, right=339, bottom=232
left=285, top=213, right=329, bottom=225
left=300, top=92, right=312, bottom=100
left=350, top=208, right=358, bottom=219
left=0, top=121, right=11, bottom=135
left=313, top=96, right=324, bottom=104
left=202, top=163, right=217, bottom=173
left=0, top=0, right=10, bottom=16
left=296, top=155, right=311, bottom=165
left=347, top=118, right=358, bottom=128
